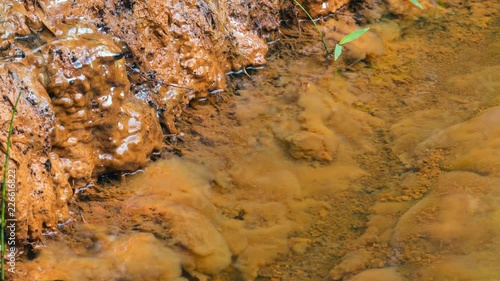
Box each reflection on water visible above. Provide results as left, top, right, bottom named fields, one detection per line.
left=20, top=1, right=499, bottom=281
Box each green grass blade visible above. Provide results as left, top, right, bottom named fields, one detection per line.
left=1, top=90, right=22, bottom=281
left=334, top=44, right=343, bottom=61
left=409, top=0, right=424, bottom=9
left=339, top=27, right=370, bottom=45
left=292, top=0, right=330, bottom=55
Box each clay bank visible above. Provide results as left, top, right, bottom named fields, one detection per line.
left=1, top=0, right=280, bottom=244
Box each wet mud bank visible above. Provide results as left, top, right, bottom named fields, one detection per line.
left=0, top=0, right=336, bottom=250
left=1, top=0, right=500, bottom=280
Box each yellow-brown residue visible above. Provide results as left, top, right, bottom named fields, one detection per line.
left=2, top=0, right=500, bottom=280
left=0, top=0, right=354, bottom=249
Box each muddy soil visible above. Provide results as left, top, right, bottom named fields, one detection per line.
left=1, top=0, right=500, bottom=280
left=0, top=0, right=282, bottom=249
left=0, top=0, right=350, bottom=251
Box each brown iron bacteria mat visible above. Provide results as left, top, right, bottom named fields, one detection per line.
left=0, top=0, right=499, bottom=280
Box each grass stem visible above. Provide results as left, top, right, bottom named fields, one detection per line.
left=292, top=0, right=330, bottom=55
left=1, top=90, right=22, bottom=281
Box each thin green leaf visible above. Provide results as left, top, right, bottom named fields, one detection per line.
left=339, top=27, right=370, bottom=45
left=409, top=0, right=424, bottom=9
left=334, top=44, right=343, bottom=61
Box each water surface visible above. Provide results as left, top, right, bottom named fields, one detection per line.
left=19, top=1, right=500, bottom=280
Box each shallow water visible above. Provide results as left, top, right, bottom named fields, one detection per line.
left=17, top=1, right=500, bottom=281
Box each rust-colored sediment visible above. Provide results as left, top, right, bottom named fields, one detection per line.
left=0, top=0, right=345, bottom=252
left=2, top=0, right=499, bottom=280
